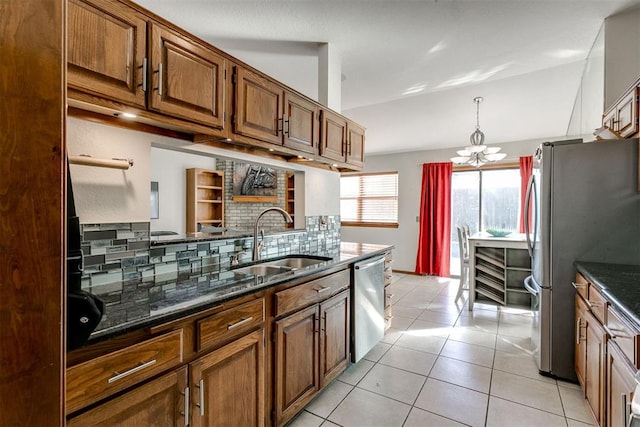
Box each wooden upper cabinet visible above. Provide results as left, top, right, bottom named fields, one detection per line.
left=320, top=110, right=348, bottom=163
left=67, top=0, right=147, bottom=108
left=234, top=66, right=283, bottom=145
left=346, top=121, right=366, bottom=168
left=614, top=87, right=638, bottom=138
left=149, top=23, right=226, bottom=130
left=283, top=92, right=319, bottom=155
left=603, top=82, right=639, bottom=139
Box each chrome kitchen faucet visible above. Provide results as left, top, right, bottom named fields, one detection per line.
left=252, top=207, right=292, bottom=261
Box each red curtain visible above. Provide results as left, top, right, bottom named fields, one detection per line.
left=519, top=156, right=533, bottom=233
left=415, top=162, right=452, bottom=276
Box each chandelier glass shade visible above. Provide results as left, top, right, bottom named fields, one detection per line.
left=451, top=97, right=507, bottom=167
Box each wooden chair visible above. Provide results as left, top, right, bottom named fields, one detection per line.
left=455, top=225, right=470, bottom=302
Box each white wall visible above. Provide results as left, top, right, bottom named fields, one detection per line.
left=67, top=118, right=340, bottom=226
left=340, top=139, right=550, bottom=272
left=67, top=117, right=152, bottom=223
left=567, top=23, right=605, bottom=139
left=604, top=5, right=640, bottom=110
left=150, top=147, right=217, bottom=233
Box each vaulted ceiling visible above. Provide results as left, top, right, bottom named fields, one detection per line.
left=135, top=0, right=640, bottom=155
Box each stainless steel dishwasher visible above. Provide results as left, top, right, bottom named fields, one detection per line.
left=351, top=255, right=386, bottom=362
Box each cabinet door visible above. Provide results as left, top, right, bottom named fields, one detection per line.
left=346, top=122, right=365, bottom=168
left=575, top=295, right=588, bottom=389
left=189, top=329, right=265, bottom=427
left=67, top=0, right=146, bottom=108
left=607, top=341, right=636, bottom=427
left=615, top=87, right=639, bottom=138
left=319, top=290, right=350, bottom=387
left=67, top=367, right=187, bottom=426
left=234, top=67, right=283, bottom=145
left=283, top=92, right=319, bottom=155
left=149, top=23, right=226, bottom=130
left=275, top=305, right=319, bottom=425
left=320, top=110, right=347, bottom=163
left=585, top=310, right=606, bottom=425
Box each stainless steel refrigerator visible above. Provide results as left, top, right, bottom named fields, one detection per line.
left=523, top=138, right=640, bottom=381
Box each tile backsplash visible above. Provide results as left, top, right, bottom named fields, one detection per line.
left=79, top=216, right=341, bottom=290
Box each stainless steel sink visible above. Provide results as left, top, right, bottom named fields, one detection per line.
left=231, top=255, right=331, bottom=278
left=263, top=256, right=330, bottom=269
left=232, top=264, right=293, bottom=276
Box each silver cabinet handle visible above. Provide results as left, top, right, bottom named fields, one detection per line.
left=572, top=281, right=586, bottom=290
left=196, top=379, right=205, bottom=416
left=183, top=386, right=190, bottom=426
left=315, top=286, right=331, bottom=293
left=157, top=63, right=163, bottom=96
left=227, top=316, right=253, bottom=330
left=142, top=57, right=147, bottom=92
left=576, top=318, right=581, bottom=345
left=605, top=325, right=632, bottom=339
left=108, top=359, right=157, bottom=383
left=284, top=115, right=290, bottom=136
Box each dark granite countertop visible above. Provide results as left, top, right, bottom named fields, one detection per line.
left=575, top=261, right=640, bottom=326
left=87, top=242, right=393, bottom=343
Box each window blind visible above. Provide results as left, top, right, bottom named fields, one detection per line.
left=340, top=172, right=398, bottom=226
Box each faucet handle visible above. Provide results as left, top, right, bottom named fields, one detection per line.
left=231, top=250, right=247, bottom=266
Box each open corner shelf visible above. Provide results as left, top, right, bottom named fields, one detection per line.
left=186, top=168, right=224, bottom=233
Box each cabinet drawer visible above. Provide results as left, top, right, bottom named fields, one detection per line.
left=588, top=284, right=608, bottom=324
left=606, top=306, right=639, bottom=368
left=274, top=269, right=350, bottom=317
left=197, top=298, right=265, bottom=351
left=66, top=329, right=184, bottom=414
left=573, top=273, right=589, bottom=301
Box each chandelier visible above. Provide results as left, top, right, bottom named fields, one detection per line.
left=450, top=97, right=506, bottom=167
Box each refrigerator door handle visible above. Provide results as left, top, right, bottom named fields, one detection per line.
left=524, top=275, right=538, bottom=296
left=524, top=174, right=537, bottom=257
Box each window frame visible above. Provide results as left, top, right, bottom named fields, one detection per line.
left=340, top=171, right=399, bottom=228
left=452, top=162, right=520, bottom=232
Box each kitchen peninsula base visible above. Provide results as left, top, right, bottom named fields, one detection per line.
left=468, top=233, right=532, bottom=311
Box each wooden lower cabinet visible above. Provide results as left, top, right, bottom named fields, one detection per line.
left=190, top=328, right=265, bottom=427
left=606, top=341, right=636, bottom=427
left=274, top=290, right=350, bottom=426
left=66, top=267, right=362, bottom=427
left=68, top=367, right=188, bottom=426
left=575, top=272, right=640, bottom=427
left=319, top=291, right=350, bottom=386
left=575, top=295, right=588, bottom=389
left=585, top=309, right=606, bottom=425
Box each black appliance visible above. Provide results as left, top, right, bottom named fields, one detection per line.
left=67, top=160, right=104, bottom=350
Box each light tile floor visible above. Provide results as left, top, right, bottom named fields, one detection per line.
left=287, top=273, right=595, bottom=427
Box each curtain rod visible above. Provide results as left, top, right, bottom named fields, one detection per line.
left=68, top=155, right=133, bottom=170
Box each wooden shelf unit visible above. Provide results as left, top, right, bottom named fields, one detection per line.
left=469, top=236, right=532, bottom=309
left=285, top=172, right=295, bottom=228
left=186, top=168, right=224, bottom=233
